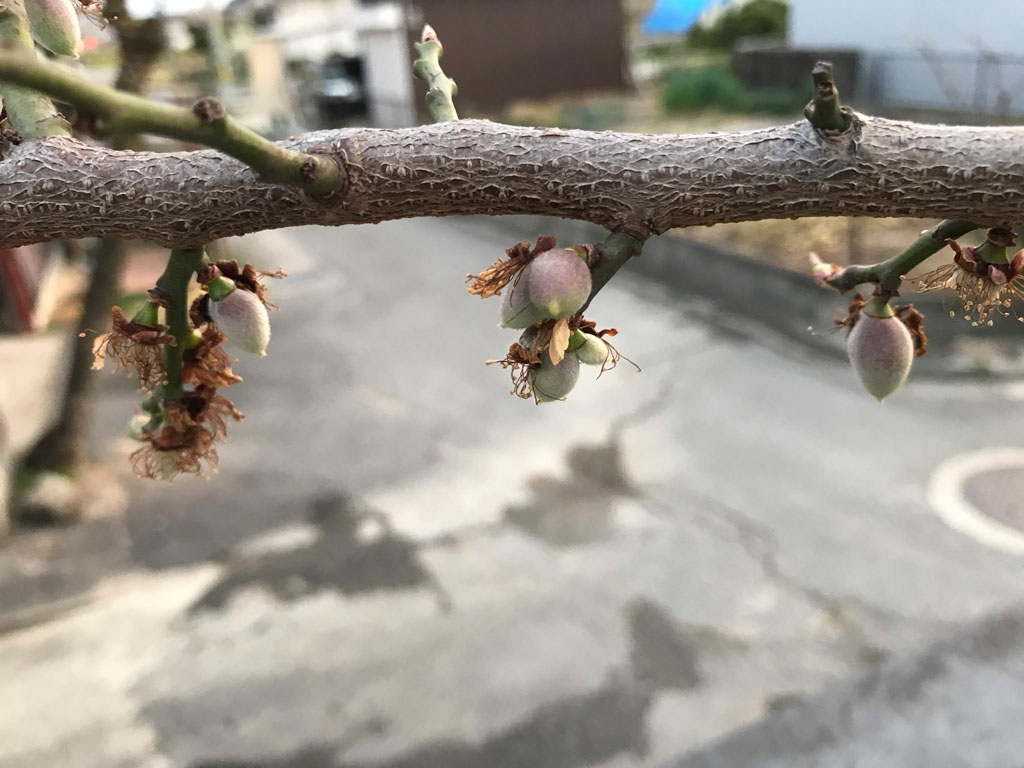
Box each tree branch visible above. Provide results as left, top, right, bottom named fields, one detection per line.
left=0, top=2, right=70, bottom=139
left=4, top=115, right=1024, bottom=247
left=412, top=24, right=458, bottom=123
left=0, top=48, right=341, bottom=194
left=582, top=232, right=645, bottom=314
left=825, top=219, right=979, bottom=292
left=155, top=248, right=204, bottom=400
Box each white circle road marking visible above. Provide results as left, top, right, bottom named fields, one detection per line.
left=928, top=447, right=1024, bottom=556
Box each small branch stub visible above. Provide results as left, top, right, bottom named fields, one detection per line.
left=804, top=61, right=851, bottom=133
left=192, top=96, right=226, bottom=124
left=413, top=24, right=459, bottom=123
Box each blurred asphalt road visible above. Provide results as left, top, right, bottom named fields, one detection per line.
left=3, top=217, right=1024, bottom=767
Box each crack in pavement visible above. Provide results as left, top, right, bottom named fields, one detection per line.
left=645, top=488, right=951, bottom=657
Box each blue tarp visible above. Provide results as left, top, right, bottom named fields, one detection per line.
left=642, top=0, right=719, bottom=35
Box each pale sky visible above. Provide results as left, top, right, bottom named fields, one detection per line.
left=126, top=0, right=232, bottom=17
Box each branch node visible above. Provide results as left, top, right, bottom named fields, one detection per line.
left=192, top=96, right=226, bottom=124
left=804, top=61, right=851, bottom=134
left=300, top=156, right=319, bottom=180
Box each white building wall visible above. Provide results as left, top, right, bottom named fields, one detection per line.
left=355, top=4, right=416, bottom=128
left=274, top=0, right=360, bottom=61
left=790, top=0, right=1023, bottom=55
left=789, top=0, right=1024, bottom=115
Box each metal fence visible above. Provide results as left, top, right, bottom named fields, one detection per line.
left=865, top=50, right=1024, bottom=117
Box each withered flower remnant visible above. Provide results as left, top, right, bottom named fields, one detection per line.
left=918, top=239, right=1024, bottom=324
left=91, top=304, right=173, bottom=389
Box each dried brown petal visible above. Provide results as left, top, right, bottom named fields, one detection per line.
left=549, top=317, right=571, bottom=366
left=92, top=306, right=174, bottom=388
left=183, top=327, right=243, bottom=389
left=131, top=387, right=243, bottom=480
left=467, top=236, right=558, bottom=298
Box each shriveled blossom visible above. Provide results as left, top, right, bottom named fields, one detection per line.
left=917, top=240, right=1024, bottom=324
left=131, top=386, right=243, bottom=480
left=92, top=305, right=174, bottom=389
left=467, top=235, right=558, bottom=298
left=183, top=327, right=243, bottom=389
left=200, top=259, right=286, bottom=308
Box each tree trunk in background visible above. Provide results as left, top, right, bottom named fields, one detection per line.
left=19, top=4, right=166, bottom=477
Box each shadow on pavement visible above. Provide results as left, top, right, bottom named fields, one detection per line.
left=189, top=492, right=449, bottom=613
left=188, top=597, right=706, bottom=768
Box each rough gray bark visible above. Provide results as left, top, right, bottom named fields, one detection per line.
left=3, top=114, right=1024, bottom=248
left=19, top=1, right=165, bottom=477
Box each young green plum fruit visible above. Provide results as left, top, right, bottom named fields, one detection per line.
left=498, top=248, right=592, bottom=328
left=526, top=248, right=592, bottom=320
left=499, top=278, right=542, bottom=328
left=575, top=334, right=608, bottom=366
left=529, top=347, right=580, bottom=402
left=25, top=0, right=82, bottom=58
left=207, top=279, right=271, bottom=356
left=847, top=297, right=913, bottom=402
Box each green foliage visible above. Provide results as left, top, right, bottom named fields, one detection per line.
left=661, top=66, right=743, bottom=112
left=661, top=64, right=805, bottom=115
left=688, top=0, right=788, bottom=50
left=738, top=86, right=806, bottom=115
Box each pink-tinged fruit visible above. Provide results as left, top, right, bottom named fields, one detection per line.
left=209, top=288, right=271, bottom=356
left=846, top=302, right=913, bottom=402
left=529, top=347, right=580, bottom=402
left=525, top=248, right=592, bottom=320
left=25, top=0, right=82, bottom=58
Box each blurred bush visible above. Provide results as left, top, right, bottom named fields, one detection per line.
left=737, top=86, right=806, bottom=115
left=688, top=0, right=787, bottom=50
left=661, top=65, right=805, bottom=115
left=661, top=66, right=743, bottom=112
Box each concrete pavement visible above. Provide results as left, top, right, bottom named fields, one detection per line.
left=3, top=217, right=1024, bottom=766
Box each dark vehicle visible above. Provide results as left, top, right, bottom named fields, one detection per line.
left=315, top=54, right=367, bottom=125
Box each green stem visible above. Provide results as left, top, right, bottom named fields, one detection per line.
left=0, top=2, right=70, bottom=139
left=0, top=49, right=341, bottom=194
left=412, top=25, right=458, bottom=123
left=803, top=61, right=850, bottom=133
left=580, top=232, right=646, bottom=314
left=974, top=227, right=1015, bottom=264
left=155, top=248, right=204, bottom=400
left=826, top=219, right=979, bottom=292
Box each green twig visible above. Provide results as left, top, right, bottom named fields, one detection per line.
left=0, top=2, right=70, bottom=139
left=825, top=220, right=979, bottom=292
left=155, top=248, right=204, bottom=400
left=803, top=61, right=850, bottom=133
left=0, top=48, right=342, bottom=194
left=412, top=24, right=458, bottom=123
left=580, top=232, right=646, bottom=314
